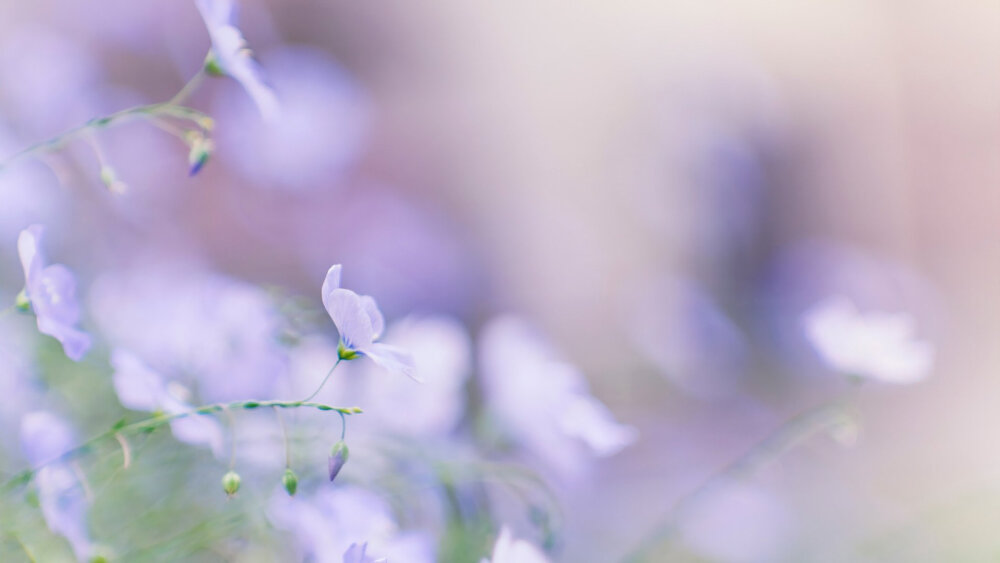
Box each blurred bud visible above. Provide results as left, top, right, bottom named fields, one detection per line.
left=222, top=470, right=241, bottom=497
left=328, top=441, right=349, bottom=482
left=282, top=468, right=298, bottom=496
left=203, top=53, right=225, bottom=77
left=829, top=414, right=861, bottom=448
left=186, top=132, right=214, bottom=176
left=337, top=341, right=360, bottom=361
left=99, top=166, right=127, bottom=194
left=15, top=289, right=30, bottom=312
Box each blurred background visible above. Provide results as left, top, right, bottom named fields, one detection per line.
left=0, top=0, right=998, bottom=561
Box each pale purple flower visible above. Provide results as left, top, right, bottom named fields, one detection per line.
left=195, top=0, right=279, bottom=122
left=356, top=316, right=470, bottom=437
left=215, top=46, right=369, bottom=191
left=803, top=296, right=934, bottom=384
left=91, top=262, right=289, bottom=402
left=17, top=225, right=91, bottom=361
left=111, top=349, right=226, bottom=458
left=481, top=527, right=550, bottom=563
left=322, top=265, right=417, bottom=381
left=20, top=412, right=94, bottom=561
left=479, top=316, right=637, bottom=478
left=343, top=542, right=386, bottom=563
left=268, top=486, right=435, bottom=563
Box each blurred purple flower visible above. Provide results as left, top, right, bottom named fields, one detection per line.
left=17, top=225, right=91, bottom=361
left=111, top=349, right=226, bottom=458
left=322, top=265, right=417, bottom=381
left=91, top=262, right=289, bottom=402
left=343, top=542, right=386, bottom=563
left=195, top=0, right=279, bottom=122
left=268, top=486, right=435, bottom=563
left=479, top=316, right=637, bottom=478
left=215, top=47, right=369, bottom=191
left=20, top=412, right=94, bottom=561
left=803, top=296, right=934, bottom=384
left=482, top=527, right=549, bottom=563
left=355, top=316, right=470, bottom=437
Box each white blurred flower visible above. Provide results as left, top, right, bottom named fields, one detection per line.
left=481, top=527, right=550, bottom=563
left=803, top=296, right=933, bottom=384
left=480, top=316, right=637, bottom=478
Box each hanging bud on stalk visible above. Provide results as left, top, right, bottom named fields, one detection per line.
left=282, top=468, right=298, bottom=496
left=328, top=440, right=349, bottom=482
left=222, top=470, right=241, bottom=497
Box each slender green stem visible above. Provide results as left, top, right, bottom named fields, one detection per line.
left=623, top=400, right=856, bottom=562
left=339, top=411, right=347, bottom=441
left=0, top=103, right=211, bottom=172
left=167, top=70, right=206, bottom=107
left=0, top=399, right=361, bottom=494
left=223, top=406, right=238, bottom=470
left=0, top=305, right=15, bottom=319
left=301, top=359, right=342, bottom=403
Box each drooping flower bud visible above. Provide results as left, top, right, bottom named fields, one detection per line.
left=328, top=440, right=349, bottom=482
left=203, top=53, right=226, bottom=77
left=282, top=468, right=298, bottom=496
left=99, top=166, right=128, bottom=194
left=186, top=132, right=214, bottom=176
left=222, top=470, right=241, bottom=497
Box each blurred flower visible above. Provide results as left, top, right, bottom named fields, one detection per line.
left=111, top=349, right=226, bottom=458
left=195, top=0, right=279, bottom=122
left=356, top=316, right=471, bottom=437
left=268, top=485, right=435, bottom=563
left=91, top=262, right=289, bottom=402
left=215, top=46, right=369, bottom=191
left=678, top=481, right=792, bottom=563
left=629, top=276, right=747, bottom=398
left=803, top=296, right=934, bottom=384
left=479, top=316, right=637, bottom=478
left=481, top=527, right=549, bottom=563
left=322, top=265, right=417, bottom=380
left=343, top=543, right=386, bottom=563
left=20, top=412, right=94, bottom=561
left=18, top=225, right=91, bottom=361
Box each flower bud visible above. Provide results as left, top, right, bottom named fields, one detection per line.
left=99, top=166, right=127, bottom=194
left=282, top=468, right=298, bottom=496
left=222, top=470, right=241, bottom=497
left=328, top=440, right=349, bottom=482
left=186, top=132, right=214, bottom=176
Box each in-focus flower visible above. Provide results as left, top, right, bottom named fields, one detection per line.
left=20, top=412, right=94, bottom=561
left=195, top=0, right=279, bottom=122
left=322, top=265, right=417, bottom=381
left=481, top=527, right=550, bottom=563
left=479, top=316, right=637, bottom=479
left=111, top=349, right=226, bottom=458
left=343, top=542, right=387, bottom=563
left=268, top=485, right=435, bottom=563
left=803, top=296, right=934, bottom=384
left=17, top=225, right=91, bottom=361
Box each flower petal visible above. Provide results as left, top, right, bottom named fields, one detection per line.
left=110, top=350, right=166, bottom=412
left=325, top=288, right=374, bottom=349
left=365, top=342, right=419, bottom=381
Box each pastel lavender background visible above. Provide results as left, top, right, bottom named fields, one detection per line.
left=0, top=1, right=996, bottom=561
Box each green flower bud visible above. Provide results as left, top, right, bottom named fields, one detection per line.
left=282, top=468, right=298, bottom=496
left=14, top=289, right=30, bottom=313
left=222, top=470, right=241, bottom=497
left=328, top=441, right=349, bottom=482
left=99, top=166, right=127, bottom=194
